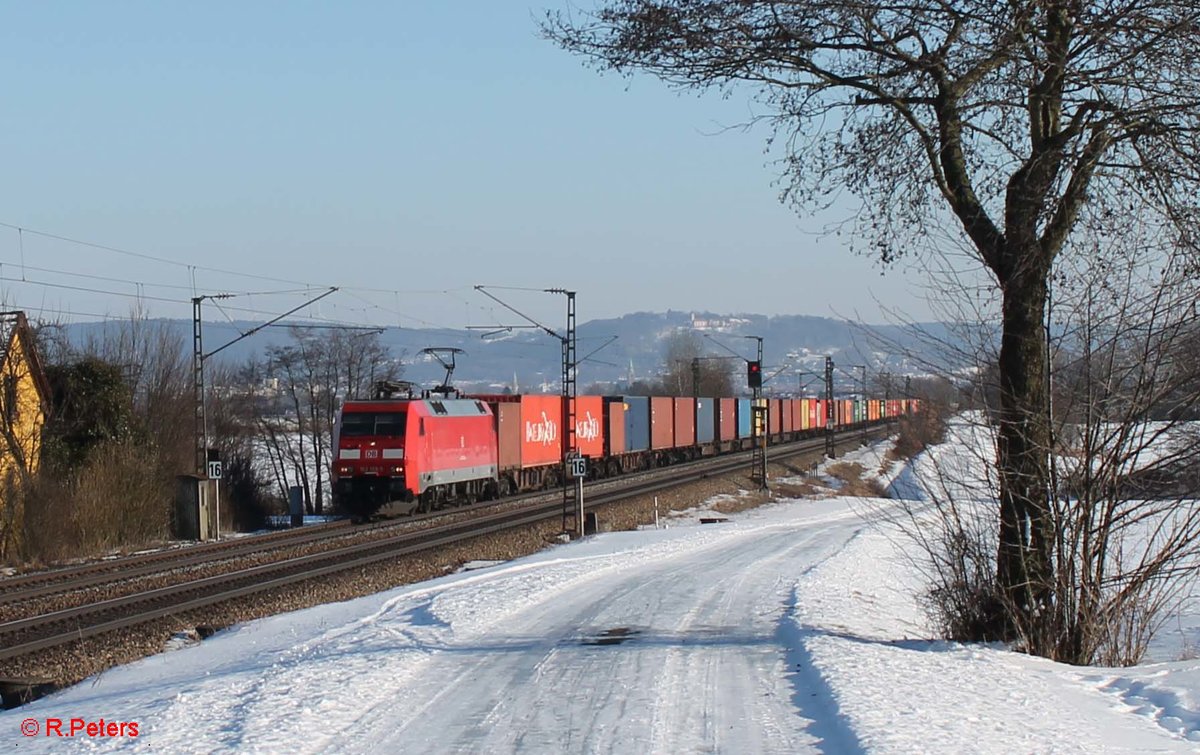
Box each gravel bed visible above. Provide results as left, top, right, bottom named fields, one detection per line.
left=0, top=435, right=868, bottom=702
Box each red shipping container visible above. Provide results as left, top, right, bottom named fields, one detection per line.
left=673, top=397, right=695, bottom=447
left=719, top=398, right=737, bottom=441
left=574, top=396, right=605, bottom=458
left=520, top=394, right=563, bottom=468
left=650, top=396, right=674, bottom=450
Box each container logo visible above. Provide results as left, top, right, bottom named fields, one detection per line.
left=525, top=413, right=559, bottom=446
left=576, top=411, right=600, bottom=442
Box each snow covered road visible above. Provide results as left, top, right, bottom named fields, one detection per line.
left=342, top=505, right=863, bottom=754
left=6, top=483, right=1200, bottom=753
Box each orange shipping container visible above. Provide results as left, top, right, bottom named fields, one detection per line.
left=520, top=394, right=563, bottom=468
left=493, top=400, right=522, bottom=470
left=604, top=398, right=626, bottom=455
left=673, top=397, right=695, bottom=447
left=719, top=398, right=737, bottom=441
left=574, top=396, right=604, bottom=458
left=650, top=396, right=674, bottom=450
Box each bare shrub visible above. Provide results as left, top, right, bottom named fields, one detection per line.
left=21, top=439, right=170, bottom=563
left=922, top=526, right=1010, bottom=643
left=223, top=450, right=280, bottom=532
left=889, top=408, right=949, bottom=462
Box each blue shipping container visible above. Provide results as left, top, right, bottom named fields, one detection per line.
left=623, top=396, right=650, bottom=452
left=736, top=398, right=752, bottom=438
left=696, top=398, right=716, bottom=444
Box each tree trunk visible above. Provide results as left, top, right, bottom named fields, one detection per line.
left=995, top=263, right=1054, bottom=646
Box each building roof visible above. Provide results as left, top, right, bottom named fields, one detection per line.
left=0, top=311, right=52, bottom=409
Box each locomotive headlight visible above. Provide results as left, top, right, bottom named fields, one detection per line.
left=391, top=465, right=403, bottom=474
left=338, top=465, right=352, bottom=475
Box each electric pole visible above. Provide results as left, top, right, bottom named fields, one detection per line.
left=475, top=285, right=581, bottom=537
left=824, top=356, right=835, bottom=458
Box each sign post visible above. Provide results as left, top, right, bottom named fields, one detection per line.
left=569, top=453, right=587, bottom=537
left=206, top=449, right=222, bottom=541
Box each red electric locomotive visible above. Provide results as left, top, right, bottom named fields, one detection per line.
left=332, top=380, right=499, bottom=520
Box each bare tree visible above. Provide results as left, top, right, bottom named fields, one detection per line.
left=81, top=308, right=193, bottom=475
left=253, top=328, right=400, bottom=514
left=659, top=330, right=736, bottom=396
left=544, top=1, right=1200, bottom=648
left=878, top=224, right=1200, bottom=664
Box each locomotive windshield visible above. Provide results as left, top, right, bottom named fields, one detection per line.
left=340, top=411, right=406, bottom=437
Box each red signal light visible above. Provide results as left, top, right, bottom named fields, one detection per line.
left=747, top=360, right=762, bottom=388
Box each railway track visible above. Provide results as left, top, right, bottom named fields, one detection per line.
left=0, top=426, right=888, bottom=665
left=0, top=519, right=352, bottom=605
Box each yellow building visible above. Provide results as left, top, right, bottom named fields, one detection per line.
left=0, top=311, right=51, bottom=558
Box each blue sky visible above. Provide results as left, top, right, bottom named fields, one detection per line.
left=0, top=2, right=932, bottom=330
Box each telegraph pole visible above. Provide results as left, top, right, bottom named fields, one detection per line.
left=475, top=285, right=582, bottom=537
left=824, top=356, right=835, bottom=458
left=549, top=289, right=579, bottom=537
left=882, top=371, right=892, bottom=426
left=856, top=364, right=867, bottom=446
left=192, top=287, right=337, bottom=538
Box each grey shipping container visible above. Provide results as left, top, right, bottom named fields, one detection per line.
left=622, top=396, right=650, bottom=452
left=696, top=398, right=716, bottom=444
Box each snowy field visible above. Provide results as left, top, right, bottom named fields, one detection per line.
left=5, top=425, right=1200, bottom=753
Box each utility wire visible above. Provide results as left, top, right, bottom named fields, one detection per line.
left=1, top=220, right=499, bottom=333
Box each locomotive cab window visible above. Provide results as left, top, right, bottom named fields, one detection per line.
left=340, top=412, right=375, bottom=437
left=340, top=412, right=406, bottom=437
left=373, top=412, right=406, bottom=437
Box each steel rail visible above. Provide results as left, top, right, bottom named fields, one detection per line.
left=0, top=425, right=889, bottom=663
left=0, top=519, right=353, bottom=600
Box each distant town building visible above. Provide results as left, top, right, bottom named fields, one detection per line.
left=689, top=313, right=753, bottom=332
left=0, top=311, right=52, bottom=558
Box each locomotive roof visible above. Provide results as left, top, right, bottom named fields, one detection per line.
left=342, top=397, right=491, bottom=417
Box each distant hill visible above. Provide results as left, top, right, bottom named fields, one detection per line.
left=57, top=311, right=969, bottom=395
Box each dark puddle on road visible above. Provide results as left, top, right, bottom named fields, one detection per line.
left=571, top=625, right=753, bottom=648
left=580, top=627, right=643, bottom=646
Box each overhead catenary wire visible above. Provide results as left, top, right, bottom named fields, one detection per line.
left=0, top=220, right=518, bottom=336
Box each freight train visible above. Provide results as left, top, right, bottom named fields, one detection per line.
left=331, top=381, right=916, bottom=520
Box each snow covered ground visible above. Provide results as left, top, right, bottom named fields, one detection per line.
left=6, top=427, right=1200, bottom=753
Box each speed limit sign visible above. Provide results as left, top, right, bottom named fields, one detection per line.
left=207, top=460, right=223, bottom=479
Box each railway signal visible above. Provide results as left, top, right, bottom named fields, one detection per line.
left=747, top=360, right=762, bottom=389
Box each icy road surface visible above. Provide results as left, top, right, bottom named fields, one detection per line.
left=7, top=435, right=1200, bottom=754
